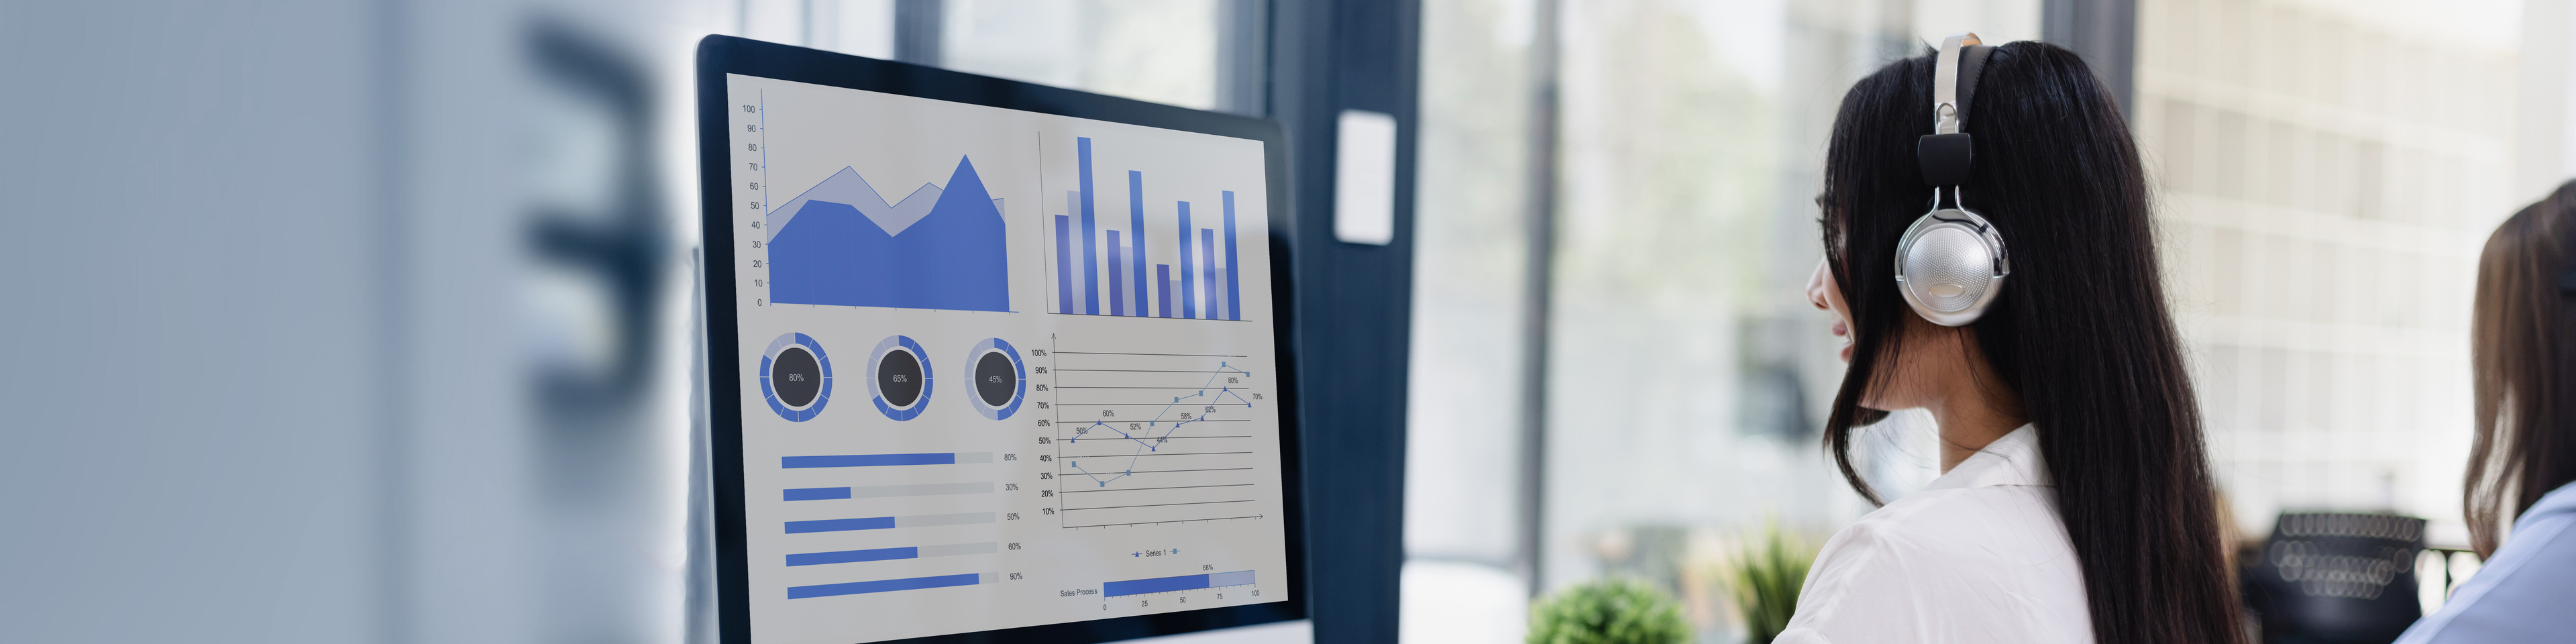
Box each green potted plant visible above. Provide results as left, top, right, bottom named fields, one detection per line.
left=1526, top=578, right=1691, bottom=644
left=1723, top=523, right=1815, bottom=643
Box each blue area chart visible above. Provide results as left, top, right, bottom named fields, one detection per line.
left=767, top=156, right=1011, bottom=311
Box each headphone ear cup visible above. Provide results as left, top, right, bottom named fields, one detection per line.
left=1894, top=208, right=2010, bottom=326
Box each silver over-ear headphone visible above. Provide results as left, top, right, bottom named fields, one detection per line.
left=1896, top=34, right=2009, bottom=327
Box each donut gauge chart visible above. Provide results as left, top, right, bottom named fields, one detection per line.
left=760, top=333, right=833, bottom=422
left=867, top=335, right=934, bottom=421
left=965, top=338, right=1027, bottom=420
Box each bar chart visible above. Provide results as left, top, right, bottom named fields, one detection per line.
left=774, top=449, right=1003, bottom=600
left=1049, top=137, right=1248, bottom=321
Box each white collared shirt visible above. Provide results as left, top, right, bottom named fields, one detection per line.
left=1776, top=425, right=2094, bottom=644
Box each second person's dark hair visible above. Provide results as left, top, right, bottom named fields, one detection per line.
left=1817, top=42, right=2244, bottom=644
left=2465, top=180, right=2576, bottom=557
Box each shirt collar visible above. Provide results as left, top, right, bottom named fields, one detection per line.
left=1924, top=424, right=2051, bottom=490
left=2520, top=480, right=2576, bottom=530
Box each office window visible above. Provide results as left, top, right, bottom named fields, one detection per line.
left=733, top=0, right=1258, bottom=114
left=1404, top=0, right=1540, bottom=641
left=1406, top=1, right=2045, bottom=641
left=2133, top=0, right=2527, bottom=566
left=941, top=0, right=1226, bottom=111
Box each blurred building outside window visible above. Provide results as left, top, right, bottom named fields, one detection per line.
left=2133, top=0, right=2549, bottom=612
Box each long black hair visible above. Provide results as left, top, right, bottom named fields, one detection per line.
left=1817, top=42, right=2243, bottom=644
left=2465, top=180, right=2576, bottom=557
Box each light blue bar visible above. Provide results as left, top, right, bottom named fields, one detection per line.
left=788, top=573, right=981, bottom=599
left=1200, top=228, right=1218, bottom=321
left=782, top=453, right=954, bottom=468
left=1055, top=213, right=1073, bottom=314
left=783, top=487, right=851, bottom=501
left=786, top=546, right=916, bottom=566
left=784, top=517, right=893, bottom=533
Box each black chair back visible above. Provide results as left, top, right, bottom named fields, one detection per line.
left=2244, top=512, right=2426, bottom=644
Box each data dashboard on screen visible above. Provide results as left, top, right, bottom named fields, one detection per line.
left=716, top=69, right=1291, bottom=644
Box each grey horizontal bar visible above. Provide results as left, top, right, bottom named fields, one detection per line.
left=893, top=512, right=996, bottom=528
left=919, top=542, right=999, bottom=557
left=848, top=482, right=994, bottom=498
left=954, top=452, right=994, bottom=464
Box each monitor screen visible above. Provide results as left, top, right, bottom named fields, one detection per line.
left=700, top=37, right=1299, bottom=644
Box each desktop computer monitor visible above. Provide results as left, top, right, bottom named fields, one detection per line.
left=695, top=35, right=1306, bottom=644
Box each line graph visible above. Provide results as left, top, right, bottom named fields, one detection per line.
left=1046, top=343, right=1269, bottom=529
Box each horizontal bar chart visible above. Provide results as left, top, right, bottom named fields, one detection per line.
left=784, top=487, right=851, bottom=501
left=786, top=541, right=998, bottom=566
left=782, top=452, right=992, bottom=468
left=788, top=572, right=992, bottom=599
left=784, top=511, right=996, bottom=534
left=1103, top=570, right=1255, bottom=597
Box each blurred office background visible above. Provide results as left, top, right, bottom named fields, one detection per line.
left=0, top=1, right=2566, bottom=643
left=1406, top=0, right=2562, bottom=641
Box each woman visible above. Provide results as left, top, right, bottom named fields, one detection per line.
left=1781, top=39, right=2243, bottom=643
left=2392, top=182, right=2576, bottom=643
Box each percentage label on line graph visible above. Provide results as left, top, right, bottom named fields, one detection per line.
left=1046, top=345, right=1268, bottom=528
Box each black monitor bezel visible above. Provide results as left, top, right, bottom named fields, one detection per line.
left=695, top=34, right=1307, bottom=644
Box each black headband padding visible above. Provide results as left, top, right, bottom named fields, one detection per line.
left=1919, top=134, right=1974, bottom=186
left=1955, top=44, right=1992, bottom=125
left=1917, top=44, right=1995, bottom=187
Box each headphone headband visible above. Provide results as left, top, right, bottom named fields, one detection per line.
left=1919, top=34, right=1992, bottom=187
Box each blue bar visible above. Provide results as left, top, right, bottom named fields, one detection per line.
left=784, top=487, right=851, bottom=501
left=1157, top=265, right=1173, bottom=317
left=1078, top=138, right=1100, bottom=315
left=789, top=573, right=981, bottom=599
left=1107, top=231, right=1126, bottom=316
left=786, top=546, right=917, bottom=566
left=1178, top=201, right=1196, bottom=319
left=1055, top=213, right=1073, bottom=314
left=782, top=453, right=955, bottom=468
left=1106, top=574, right=1210, bottom=596
left=1201, top=229, right=1218, bottom=321
left=1128, top=170, right=1148, bottom=317
left=785, top=517, right=895, bottom=533
left=1223, top=191, right=1240, bottom=321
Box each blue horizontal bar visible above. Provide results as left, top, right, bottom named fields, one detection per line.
left=783, top=453, right=955, bottom=468
left=785, top=517, right=894, bottom=533
left=787, top=546, right=916, bottom=566
left=790, top=573, right=982, bottom=598
left=784, top=487, right=851, bottom=501
left=1106, top=574, right=1210, bottom=597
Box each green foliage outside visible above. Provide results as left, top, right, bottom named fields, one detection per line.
left=1725, top=523, right=1815, bottom=644
left=1525, top=578, right=1691, bottom=644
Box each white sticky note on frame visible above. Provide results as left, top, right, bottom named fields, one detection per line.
left=1334, top=109, right=1398, bottom=246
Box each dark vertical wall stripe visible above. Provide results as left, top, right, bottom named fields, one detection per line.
left=1269, top=1, right=1421, bottom=641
